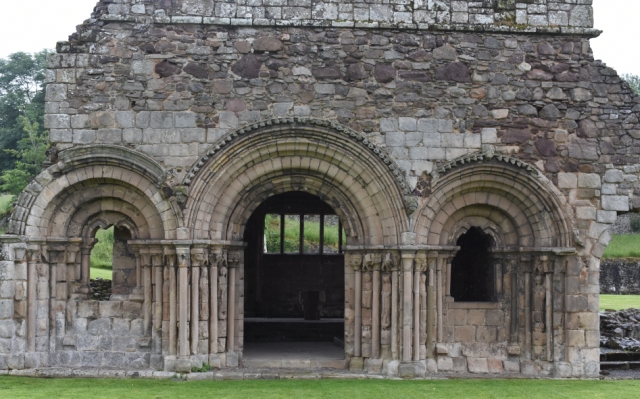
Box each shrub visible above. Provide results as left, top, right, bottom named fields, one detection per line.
left=630, top=215, right=640, bottom=233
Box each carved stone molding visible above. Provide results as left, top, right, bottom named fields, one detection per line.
left=182, top=117, right=412, bottom=195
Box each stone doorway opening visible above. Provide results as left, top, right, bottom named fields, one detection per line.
left=243, top=192, right=346, bottom=367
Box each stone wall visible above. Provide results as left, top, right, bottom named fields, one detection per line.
left=92, top=1, right=594, bottom=33
left=1, top=0, right=639, bottom=379
left=600, top=259, right=640, bottom=295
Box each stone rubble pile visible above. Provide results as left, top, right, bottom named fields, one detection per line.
left=90, top=278, right=112, bottom=301
left=600, top=309, right=640, bottom=351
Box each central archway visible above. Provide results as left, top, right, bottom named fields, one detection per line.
left=185, top=119, right=410, bottom=362
left=242, top=192, right=346, bottom=365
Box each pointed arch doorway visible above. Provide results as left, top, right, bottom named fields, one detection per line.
left=243, top=192, right=347, bottom=367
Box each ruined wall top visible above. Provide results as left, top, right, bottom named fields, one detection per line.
left=92, top=0, right=596, bottom=35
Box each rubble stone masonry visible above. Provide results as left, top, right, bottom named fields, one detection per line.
left=1, top=0, right=639, bottom=378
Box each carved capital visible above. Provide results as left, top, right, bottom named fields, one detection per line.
left=381, top=252, right=397, bottom=272
left=165, top=253, right=177, bottom=268
left=26, top=247, right=41, bottom=263
left=348, top=252, right=363, bottom=271
left=415, top=252, right=427, bottom=272
left=227, top=252, right=240, bottom=267
left=151, top=253, right=164, bottom=268
left=363, top=253, right=381, bottom=272
left=190, top=252, right=206, bottom=268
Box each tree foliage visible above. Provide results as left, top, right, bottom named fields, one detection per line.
left=0, top=50, right=50, bottom=196
left=0, top=50, right=49, bottom=174
left=622, top=74, right=640, bottom=95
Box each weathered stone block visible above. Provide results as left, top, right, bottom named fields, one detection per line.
left=467, top=357, right=489, bottom=373
left=602, top=196, right=629, bottom=212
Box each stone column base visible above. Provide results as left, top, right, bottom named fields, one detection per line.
left=398, top=361, right=426, bottom=378
left=175, top=358, right=192, bottom=373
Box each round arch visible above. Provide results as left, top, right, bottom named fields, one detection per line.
left=415, top=162, right=574, bottom=248
left=10, top=145, right=179, bottom=240
left=185, top=119, right=410, bottom=245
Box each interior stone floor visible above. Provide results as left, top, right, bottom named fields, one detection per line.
left=242, top=341, right=346, bottom=369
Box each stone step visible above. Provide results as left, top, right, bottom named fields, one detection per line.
left=600, top=352, right=640, bottom=362
left=600, top=361, right=640, bottom=371
left=242, top=358, right=348, bottom=369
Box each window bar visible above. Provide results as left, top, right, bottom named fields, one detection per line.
left=319, top=214, right=325, bottom=256
left=338, top=220, right=343, bottom=254
left=299, top=214, right=304, bottom=254
left=280, top=213, right=285, bottom=254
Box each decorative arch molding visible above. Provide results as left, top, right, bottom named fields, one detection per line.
left=183, top=117, right=412, bottom=195
left=81, top=212, right=140, bottom=240
left=445, top=207, right=520, bottom=249
left=416, top=162, right=574, bottom=249
left=185, top=120, right=410, bottom=245
left=430, top=146, right=539, bottom=181
left=8, top=145, right=178, bottom=237
left=10, top=165, right=177, bottom=240
left=57, top=144, right=171, bottom=187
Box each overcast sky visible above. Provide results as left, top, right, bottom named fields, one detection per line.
left=0, top=0, right=637, bottom=75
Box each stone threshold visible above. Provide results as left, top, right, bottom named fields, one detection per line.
left=0, top=367, right=614, bottom=381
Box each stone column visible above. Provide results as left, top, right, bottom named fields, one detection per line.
left=391, top=256, right=399, bottom=360
left=46, top=247, right=65, bottom=353
left=141, top=248, right=152, bottom=335
left=151, top=251, right=164, bottom=353
left=175, top=245, right=191, bottom=370
left=190, top=248, right=206, bottom=355
left=63, top=240, right=79, bottom=297
left=522, top=255, right=532, bottom=359
left=79, top=239, right=97, bottom=295
left=401, top=250, right=415, bottom=362
left=541, top=255, right=553, bottom=362
left=353, top=254, right=363, bottom=358
left=414, top=252, right=426, bottom=361
left=226, top=252, right=239, bottom=353
left=508, top=257, right=519, bottom=345
left=371, top=254, right=381, bottom=359
left=165, top=251, right=178, bottom=357
left=426, top=254, right=437, bottom=359
left=208, top=250, right=221, bottom=355
left=26, top=246, right=40, bottom=352
left=436, top=256, right=444, bottom=342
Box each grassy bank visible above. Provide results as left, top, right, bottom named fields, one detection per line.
left=2, top=377, right=640, bottom=399
left=600, top=294, right=640, bottom=311
left=602, top=234, right=640, bottom=259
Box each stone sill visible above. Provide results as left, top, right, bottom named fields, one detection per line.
left=447, top=302, right=501, bottom=309
left=97, top=15, right=602, bottom=38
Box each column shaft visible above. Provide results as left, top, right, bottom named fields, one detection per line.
left=401, top=252, right=414, bottom=362
left=191, top=265, right=200, bottom=355
left=354, top=269, right=362, bottom=357
left=210, top=264, right=218, bottom=354
left=227, top=267, right=236, bottom=352
left=391, top=269, right=398, bottom=360
left=371, top=268, right=380, bottom=359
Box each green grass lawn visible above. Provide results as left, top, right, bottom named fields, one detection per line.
left=90, top=267, right=112, bottom=280
left=1, top=377, right=639, bottom=399
left=600, top=294, right=640, bottom=311
left=602, top=234, right=640, bottom=258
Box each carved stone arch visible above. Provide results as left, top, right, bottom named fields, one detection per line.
left=185, top=118, right=409, bottom=245
left=9, top=145, right=179, bottom=238
left=80, top=212, right=140, bottom=240
left=63, top=196, right=153, bottom=239
left=448, top=216, right=511, bottom=249
left=415, top=162, right=573, bottom=248
left=222, top=172, right=365, bottom=243
left=183, top=117, right=412, bottom=196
